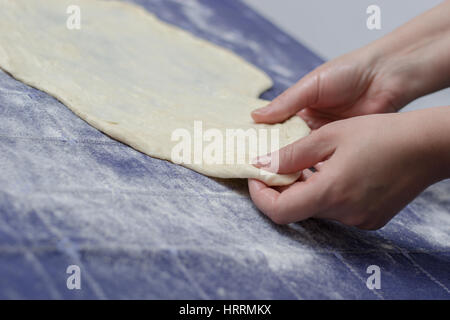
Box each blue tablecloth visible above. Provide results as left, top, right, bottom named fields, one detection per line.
left=0, top=0, right=449, bottom=299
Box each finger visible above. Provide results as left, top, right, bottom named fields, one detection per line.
left=251, top=72, right=319, bottom=124
left=298, top=108, right=335, bottom=129
left=248, top=178, right=280, bottom=217
left=248, top=174, right=328, bottom=224
left=274, top=171, right=306, bottom=193
left=314, top=161, right=324, bottom=171
left=253, top=129, right=335, bottom=174
left=302, top=168, right=314, bottom=179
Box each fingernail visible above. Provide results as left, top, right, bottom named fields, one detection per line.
left=248, top=178, right=266, bottom=190
left=252, top=154, right=271, bottom=167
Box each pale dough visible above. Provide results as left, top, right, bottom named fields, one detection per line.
left=0, top=0, right=310, bottom=186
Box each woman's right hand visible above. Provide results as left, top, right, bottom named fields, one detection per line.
left=251, top=1, right=450, bottom=129
left=251, top=47, right=409, bottom=129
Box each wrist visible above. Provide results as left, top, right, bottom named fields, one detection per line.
left=405, top=106, right=450, bottom=182
left=361, top=2, right=450, bottom=110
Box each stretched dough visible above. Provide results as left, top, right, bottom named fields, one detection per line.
left=0, top=0, right=310, bottom=185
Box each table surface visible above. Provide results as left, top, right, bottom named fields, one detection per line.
left=0, top=0, right=449, bottom=299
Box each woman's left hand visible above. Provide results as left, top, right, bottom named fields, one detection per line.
left=249, top=108, right=449, bottom=229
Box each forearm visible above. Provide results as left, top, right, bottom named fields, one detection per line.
left=376, top=0, right=450, bottom=56
left=366, top=1, right=450, bottom=107
left=406, top=106, right=450, bottom=182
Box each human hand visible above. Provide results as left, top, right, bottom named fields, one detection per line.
left=252, top=1, right=450, bottom=129
left=249, top=108, right=450, bottom=229
left=251, top=48, right=410, bottom=129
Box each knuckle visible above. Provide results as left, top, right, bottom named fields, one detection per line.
left=307, top=128, right=324, bottom=141
left=276, top=145, right=294, bottom=173
left=321, top=183, right=347, bottom=211
left=307, top=127, right=334, bottom=151
left=274, top=90, right=289, bottom=106
left=283, top=145, right=295, bottom=165
left=316, top=123, right=336, bottom=140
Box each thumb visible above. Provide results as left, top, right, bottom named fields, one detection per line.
left=253, top=130, right=335, bottom=174
left=251, top=72, right=320, bottom=124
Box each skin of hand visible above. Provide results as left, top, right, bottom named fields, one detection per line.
left=251, top=1, right=450, bottom=130
left=248, top=1, right=450, bottom=229
left=249, top=107, right=450, bottom=230
left=252, top=50, right=405, bottom=129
